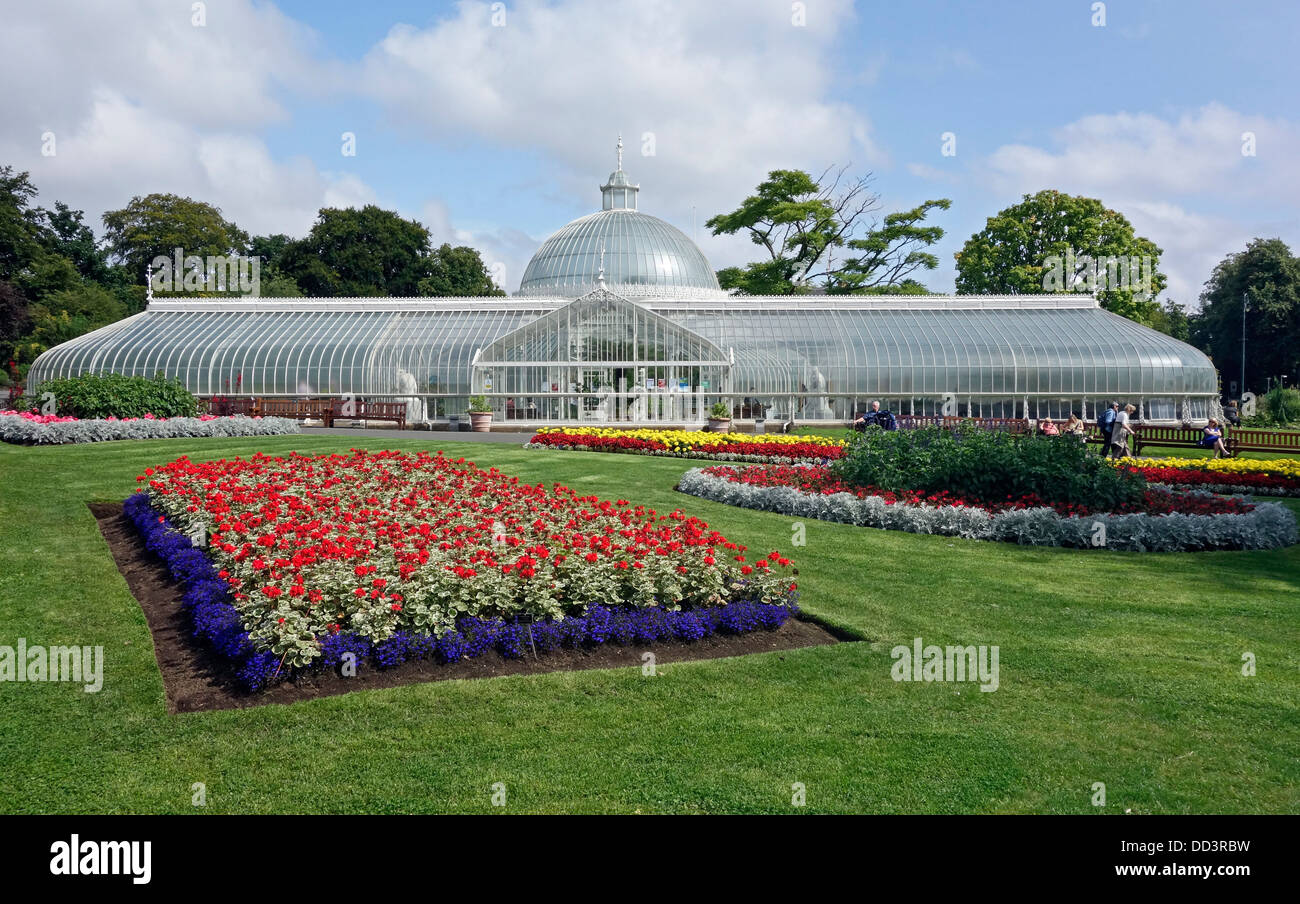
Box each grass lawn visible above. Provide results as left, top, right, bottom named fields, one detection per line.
left=1, top=434, right=1297, bottom=814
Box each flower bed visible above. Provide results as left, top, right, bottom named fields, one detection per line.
left=678, top=464, right=1297, bottom=552
left=526, top=427, right=844, bottom=463
left=0, top=410, right=300, bottom=445
left=1114, top=456, right=1300, bottom=497
left=131, top=450, right=798, bottom=690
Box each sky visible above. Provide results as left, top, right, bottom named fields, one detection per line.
left=2, top=0, right=1297, bottom=305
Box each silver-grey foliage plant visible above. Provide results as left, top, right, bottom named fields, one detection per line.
left=678, top=468, right=1298, bottom=552
left=0, top=415, right=302, bottom=445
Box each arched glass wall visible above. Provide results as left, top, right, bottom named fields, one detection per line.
left=26, top=294, right=1220, bottom=425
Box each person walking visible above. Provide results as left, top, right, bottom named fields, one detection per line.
left=1109, top=404, right=1136, bottom=459
left=1097, top=401, right=1119, bottom=451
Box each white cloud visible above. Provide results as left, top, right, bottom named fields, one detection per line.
left=358, top=0, right=879, bottom=271
left=0, top=0, right=368, bottom=250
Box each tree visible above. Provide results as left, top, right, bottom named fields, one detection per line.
left=0, top=280, right=32, bottom=365
left=1147, top=298, right=1191, bottom=342
left=34, top=202, right=110, bottom=284
left=257, top=272, right=304, bottom=297
left=706, top=168, right=950, bottom=295
left=14, top=283, right=128, bottom=366
left=102, top=193, right=249, bottom=279
left=0, top=166, right=44, bottom=283
left=280, top=206, right=437, bottom=296
left=249, top=233, right=293, bottom=271
left=1190, top=238, right=1300, bottom=393
left=954, top=190, right=1166, bottom=324
left=418, top=243, right=505, bottom=296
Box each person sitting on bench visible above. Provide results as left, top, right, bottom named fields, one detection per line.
left=1063, top=413, right=1088, bottom=443
left=1039, top=418, right=1060, bottom=436
left=1199, top=418, right=1230, bottom=458
left=853, top=400, right=897, bottom=431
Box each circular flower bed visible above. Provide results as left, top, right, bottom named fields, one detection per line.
left=678, top=464, right=1297, bottom=552
left=135, top=450, right=798, bottom=688
left=526, top=427, right=844, bottom=463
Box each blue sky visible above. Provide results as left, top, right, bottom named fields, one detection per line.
left=3, top=0, right=1297, bottom=302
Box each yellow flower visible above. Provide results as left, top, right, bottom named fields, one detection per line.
left=534, top=426, right=845, bottom=452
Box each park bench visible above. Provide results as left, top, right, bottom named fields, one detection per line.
left=1127, top=425, right=1208, bottom=455
left=1223, top=427, right=1300, bottom=455
left=884, top=414, right=1030, bottom=434
left=203, top=396, right=258, bottom=418
left=256, top=397, right=335, bottom=425
left=329, top=398, right=407, bottom=430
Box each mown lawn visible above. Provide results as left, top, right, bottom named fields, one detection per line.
left=1, top=434, right=1297, bottom=813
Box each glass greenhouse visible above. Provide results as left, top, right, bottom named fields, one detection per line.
left=26, top=148, right=1221, bottom=426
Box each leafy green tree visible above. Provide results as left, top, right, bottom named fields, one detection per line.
left=0, top=166, right=44, bottom=283
left=418, top=243, right=505, bottom=296
left=1190, top=238, right=1300, bottom=393
left=102, top=193, right=249, bottom=278
left=954, top=190, right=1166, bottom=324
left=34, top=202, right=110, bottom=283
left=258, top=272, right=304, bottom=297
left=1147, top=298, right=1191, bottom=342
left=707, top=168, right=950, bottom=295
left=249, top=233, right=294, bottom=274
left=280, top=206, right=436, bottom=296
left=15, top=284, right=128, bottom=366
left=0, top=280, right=32, bottom=365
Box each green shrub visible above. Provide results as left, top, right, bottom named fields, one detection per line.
left=709, top=402, right=731, bottom=419
left=1255, top=387, right=1300, bottom=427
left=22, top=373, right=199, bottom=419
left=467, top=395, right=492, bottom=413
left=832, top=426, right=1146, bottom=510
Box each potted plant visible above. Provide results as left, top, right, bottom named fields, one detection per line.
left=467, top=395, right=493, bottom=432
left=707, top=401, right=732, bottom=434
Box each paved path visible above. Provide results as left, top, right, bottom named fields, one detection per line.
left=300, top=427, right=531, bottom=444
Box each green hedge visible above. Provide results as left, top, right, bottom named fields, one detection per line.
left=832, top=426, right=1147, bottom=511
left=23, top=373, right=199, bottom=420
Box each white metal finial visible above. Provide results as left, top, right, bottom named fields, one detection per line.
left=616, top=134, right=623, bottom=171
left=146, top=263, right=154, bottom=301
left=597, top=244, right=606, bottom=283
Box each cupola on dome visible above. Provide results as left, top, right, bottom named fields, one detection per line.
left=517, top=136, right=724, bottom=298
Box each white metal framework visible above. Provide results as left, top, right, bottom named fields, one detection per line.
left=23, top=143, right=1222, bottom=426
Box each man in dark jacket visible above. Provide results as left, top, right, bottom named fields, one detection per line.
left=1097, top=401, right=1118, bottom=449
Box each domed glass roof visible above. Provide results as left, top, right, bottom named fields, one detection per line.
left=517, top=137, right=724, bottom=298
left=517, top=208, right=723, bottom=297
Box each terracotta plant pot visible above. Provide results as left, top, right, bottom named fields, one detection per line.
left=707, top=417, right=732, bottom=434
left=469, top=412, right=493, bottom=432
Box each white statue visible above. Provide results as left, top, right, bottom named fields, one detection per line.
left=593, top=381, right=613, bottom=422
left=394, top=368, right=426, bottom=424
left=806, top=367, right=833, bottom=420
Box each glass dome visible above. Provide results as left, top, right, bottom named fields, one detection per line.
left=517, top=143, right=723, bottom=298
left=517, top=209, right=724, bottom=298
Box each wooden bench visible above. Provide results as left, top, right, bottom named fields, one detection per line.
left=884, top=415, right=1030, bottom=434
left=256, top=397, right=335, bottom=425
left=1223, top=428, right=1300, bottom=455
left=1128, top=425, right=1209, bottom=455
left=203, top=397, right=258, bottom=418
left=329, top=399, right=406, bottom=429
